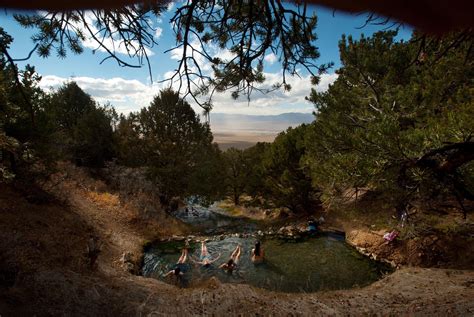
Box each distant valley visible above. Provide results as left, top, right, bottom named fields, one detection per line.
left=209, top=112, right=314, bottom=149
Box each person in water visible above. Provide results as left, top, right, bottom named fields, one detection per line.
left=219, top=244, right=242, bottom=273
left=251, top=241, right=264, bottom=263
left=308, top=219, right=318, bottom=233
left=164, top=248, right=189, bottom=286
left=191, top=241, right=221, bottom=267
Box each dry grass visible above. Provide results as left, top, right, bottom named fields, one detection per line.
left=2, top=166, right=474, bottom=315
left=87, top=191, right=120, bottom=207
left=217, top=198, right=269, bottom=220
left=324, top=192, right=396, bottom=232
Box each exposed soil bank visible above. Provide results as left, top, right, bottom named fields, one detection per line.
left=346, top=229, right=474, bottom=269
left=316, top=191, right=474, bottom=270
left=1, top=165, right=474, bottom=316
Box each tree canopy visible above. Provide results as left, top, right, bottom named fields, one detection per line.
left=3, top=1, right=331, bottom=109
left=1, top=0, right=472, bottom=112
left=219, top=126, right=320, bottom=213
left=1, top=6, right=473, bottom=219
left=1, top=0, right=473, bottom=33
left=262, top=124, right=318, bottom=212
left=117, top=89, right=220, bottom=202
left=305, top=30, right=474, bottom=217
left=212, top=30, right=473, bottom=218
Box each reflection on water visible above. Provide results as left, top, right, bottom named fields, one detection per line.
left=143, top=235, right=392, bottom=293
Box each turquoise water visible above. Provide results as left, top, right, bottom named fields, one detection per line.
left=142, top=234, right=392, bottom=293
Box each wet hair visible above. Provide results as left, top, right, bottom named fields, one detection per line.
left=174, top=267, right=181, bottom=276
left=254, top=241, right=261, bottom=256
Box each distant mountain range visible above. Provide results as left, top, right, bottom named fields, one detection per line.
left=210, top=112, right=314, bottom=134
left=209, top=112, right=314, bottom=150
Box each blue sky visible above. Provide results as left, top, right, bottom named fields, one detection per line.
left=1, top=3, right=412, bottom=116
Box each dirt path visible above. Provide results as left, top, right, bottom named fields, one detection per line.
left=51, top=178, right=144, bottom=271
left=1, top=167, right=474, bottom=316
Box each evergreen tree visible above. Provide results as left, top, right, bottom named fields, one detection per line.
left=263, top=124, right=318, bottom=213
left=1, top=28, right=47, bottom=178
left=47, top=82, right=115, bottom=166
left=305, top=30, right=474, bottom=216
left=223, top=147, right=247, bottom=205
left=242, top=142, right=270, bottom=200
left=139, top=89, right=215, bottom=202
left=115, top=112, right=146, bottom=167
left=188, top=142, right=226, bottom=205
left=72, top=105, right=115, bottom=167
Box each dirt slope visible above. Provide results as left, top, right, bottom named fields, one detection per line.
left=1, top=166, right=474, bottom=316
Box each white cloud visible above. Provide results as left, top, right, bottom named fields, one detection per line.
left=155, top=27, right=163, bottom=39
left=76, top=11, right=155, bottom=57
left=167, top=1, right=175, bottom=12
left=169, top=37, right=235, bottom=75
left=169, top=46, right=184, bottom=61
left=39, top=75, right=161, bottom=113
left=206, top=72, right=338, bottom=115
left=264, top=53, right=278, bottom=65
left=216, top=47, right=237, bottom=62
left=166, top=37, right=338, bottom=115
left=317, top=72, right=339, bottom=91
left=38, top=72, right=338, bottom=116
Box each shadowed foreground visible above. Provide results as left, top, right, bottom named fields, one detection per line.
left=1, top=167, right=473, bottom=316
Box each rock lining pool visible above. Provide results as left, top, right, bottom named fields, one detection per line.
left=142, top=234, right=393, bottom=293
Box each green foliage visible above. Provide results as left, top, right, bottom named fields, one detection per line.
left=0, top=52, right=115, bottom=169
left=305, top=30, right=474, bottom=211
left=115, top=113, right=146, bottom=167
left=13, top=5, right=168, bottom=76
left=188, top=143, right=226, bottom=205
left=47, top=82, right=96, bottom=130
left=166, top=0, right=332, bottom=105
left=44, top=82, right=115, bottom=167
left=3, top=22, right=473, bottom=222
left=222, top=147, right=247, bottom=205
left=1, top=27, right=46, bottom=146
left=262, top=124, right=319, bottom=212
left=242, top=142, right=269, bottom=197
left=221, top=126, right=320, bottom=213
left=134, top=89, right=219, bottom=202
left=72, top=105, right=115, bottom=167
left=1, top=27, right=223, bottom=200
left=11, top=3, right=332, bottom=106
left=0, top=29, right=49, bottom=179
left=3, top=65, right=45, bottom=143
left=0, top=132, right=20, bottom=181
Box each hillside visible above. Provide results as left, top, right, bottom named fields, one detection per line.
left=1, top=163, right=474, bottom=316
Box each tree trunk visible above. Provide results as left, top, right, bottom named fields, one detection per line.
left=233, top=192, right=239, bottom=206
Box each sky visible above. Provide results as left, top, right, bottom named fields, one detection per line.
left=0, top=3, right=412, bottom=117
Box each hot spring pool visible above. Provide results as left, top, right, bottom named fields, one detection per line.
left=142, top=234, right=392, bottom=293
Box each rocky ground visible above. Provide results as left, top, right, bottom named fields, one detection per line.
left=1, top=163, right=474, bottom=316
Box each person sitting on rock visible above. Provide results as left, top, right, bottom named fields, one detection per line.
left=219, top=244, right=242, bottom=273
left=308, top=219, right=318, bottom=233
left=383, top=230, right=399, bottom=244
left=191, top=241, right=221, bottom=267
left=251, top=241, right=264, bottom=264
